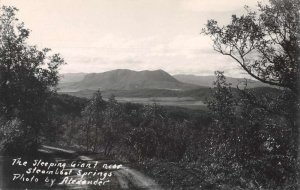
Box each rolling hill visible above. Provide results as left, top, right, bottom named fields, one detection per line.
left=58, top=70, right=277, bottom=110
left=59, top=69, right=199, bottom=92
left=59, top=73, right=87, bottom=83
left=173, top=74, right=268, bottom=88
left=58, top=70, right=273, bottom=101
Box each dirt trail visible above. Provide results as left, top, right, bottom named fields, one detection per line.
left=41, top=145, right=162, bottom=190
left=116, top=166, right=161, bottom=189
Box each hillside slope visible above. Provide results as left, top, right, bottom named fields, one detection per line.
left=174, top=74, right=268, bottom=88
left=60, top=69, right=198, bottom=91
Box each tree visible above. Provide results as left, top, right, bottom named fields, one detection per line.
left=203, top=0, right=299, bottom=188
left=207, top=71, right=237, bottom=127
left=0, top=6, right=65, bottom=153
left=81, top=90, right=106, bottom=151
left=203, top=0, right=299, bottom=94
left=102, top=94, right=124, bottom=156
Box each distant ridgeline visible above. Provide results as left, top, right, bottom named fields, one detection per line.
left=58, top=69, right=269, bottom=99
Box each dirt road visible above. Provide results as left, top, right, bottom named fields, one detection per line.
left=40, top=145, right=162, bottom=190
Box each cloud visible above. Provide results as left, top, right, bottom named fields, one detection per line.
left=58, top=33, right=247, bottom=77
left=181, top=0, right=259, bottom=12
left=3, top=0, right=256, bottom=77
left=58, top=34, right=212, bottom=61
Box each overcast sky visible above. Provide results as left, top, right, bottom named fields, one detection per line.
left=2, top=0, right=262, bottom=76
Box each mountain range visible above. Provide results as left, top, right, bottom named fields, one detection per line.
left=59, top=69, right=266, bottom=93
left=173, top=74, right=266, bottom=88
left=59, top=69, right=199, bottom=92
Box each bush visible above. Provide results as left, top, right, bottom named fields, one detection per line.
left=0, top=118, right=38, bottom=155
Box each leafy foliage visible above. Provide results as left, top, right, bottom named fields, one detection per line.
left=0, top=6, right=65, bottom=154
left=202, top=0, right=300, bottom=93
left=203, top=0, right=299, bottom=189
left=81, top=90, right=106, bottom=152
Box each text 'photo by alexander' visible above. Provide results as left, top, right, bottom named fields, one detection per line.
left=0, top=0, right=299, bottom=189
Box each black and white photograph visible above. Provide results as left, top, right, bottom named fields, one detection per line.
left=0, top=0, right=299, bottom=189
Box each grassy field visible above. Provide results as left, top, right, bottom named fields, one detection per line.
left=60, top=89, right=210, bottom=110
left=108, top=97, right=207, bottom=110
